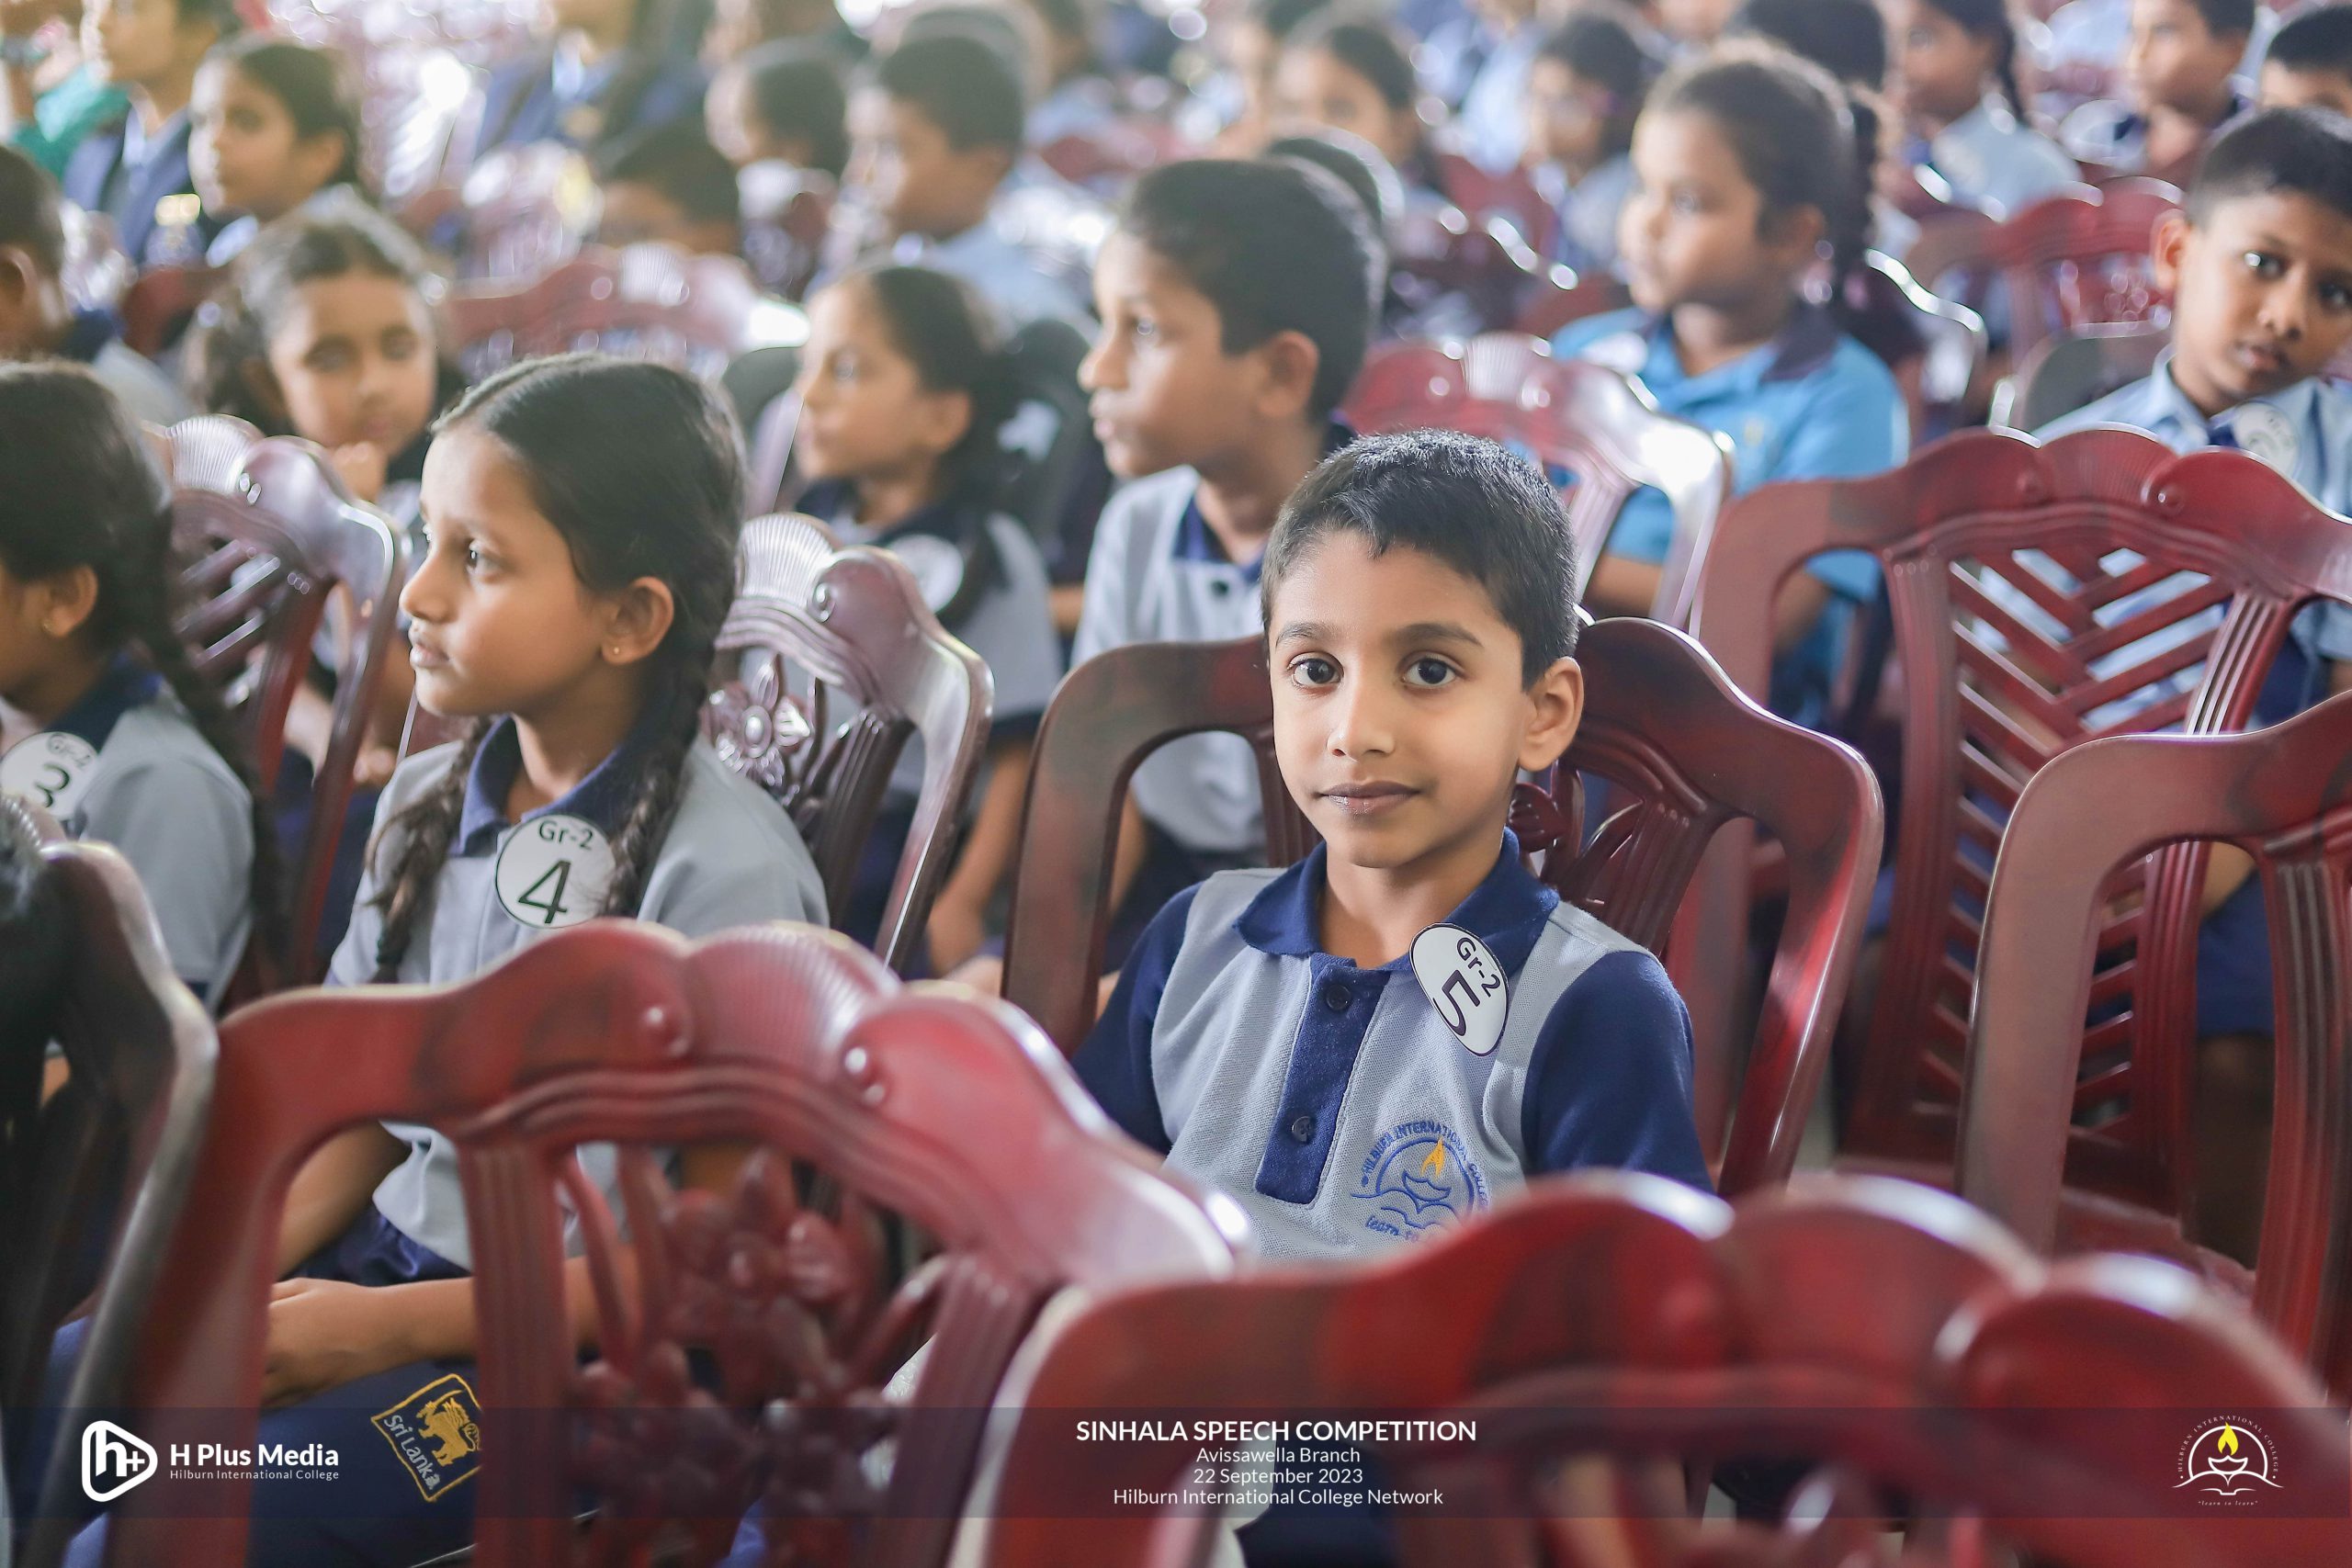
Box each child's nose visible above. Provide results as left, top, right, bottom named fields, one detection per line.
left=1326, top=680, right=1396, bottom=758
left=2260, top=282, right=2310, bottom=340
left=399, top=553, right=448, bottom=623
left=1079, top=339, right=1118, bottom=391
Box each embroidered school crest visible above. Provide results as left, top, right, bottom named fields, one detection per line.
left=373, top=1373, right=483, bottom=1500
left=1352, top=1120, right=1489, bottom=1241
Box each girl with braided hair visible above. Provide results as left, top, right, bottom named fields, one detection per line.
left=0, top=362, right=270, bottom=1000
left=28, top=352, right=824, bottom=1567
left=1888, top=0, right=2078, bottom=220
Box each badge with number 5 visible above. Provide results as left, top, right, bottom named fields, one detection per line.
left=493, top=813, right=616, bottom=930
left=1410, top=924, right=1508, bottom=1056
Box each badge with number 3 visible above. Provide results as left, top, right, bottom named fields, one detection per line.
left=1, top=732, right=101, bottom=820
left=493, top=813, right=616, bottom=930
left=1410, top=924, right=1508, bottom=1056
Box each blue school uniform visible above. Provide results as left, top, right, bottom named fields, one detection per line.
left=1551, top=303, right=1906, bottom=722
left=3, top=654, right=250, bottom=998
left=475, top=41, right=707, bottom=155
left=2027, top=360, right=2352, bottom=1038
left=1533, top=153, right=1634, bottom=276
left=1917, top=96, right=2081, bottom=220
left=1455, top=23, right=1541, bottom=175
left=60, top=108, right=213, bottom=268
left=1076, top=833, right=1711, bottom=1262
left=885, top=207, right=1092, bottom=332
left=2060, top=85, right=2249, bottom=173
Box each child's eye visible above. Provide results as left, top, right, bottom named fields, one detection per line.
left=305, top=343, right=353, bottom=372
left=1403, top=657, right=1457, bottom=689
left=1287, top=655, right=1340, bottom=688
left=2321, top=281, right=2352, bottom=311
left=1671, top=191, right=1704, bottom=216
left=382, top=329, right=420, bottom=360
left=1131, top=315, right=1159, bottom=344
left=2244, top=251, right=2283, bottom=277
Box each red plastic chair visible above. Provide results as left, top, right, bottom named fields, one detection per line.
left=1905, top=180, right=2180, bottom=357
left=1994, top=320, right=2170, bottom=432
left=1843, top=251, right=1988, bottom=444
left=120, top=263, right=224, bottom=357
left=737, top=161, right=836, bottom=302
left=1432, top=150, right=1555, bottom=254
left=1957, top=691, right=2352, bottom=1393
left=107, top=921, right=1245, bottom=1567
left=1387, top=207, right=1546, bottom=335
left=978, top=1172, right=2349, bottom=1567
left=2, top=800, right=218, bottom=1568
left=1001, top=617, right=1882, bottom=1196
left=1344, top=334, right=1734, bottom=621
left=1512, top=265, right=1630, bottom=341
left=707, top=513, right=994, bottom=975
left=1690, top=428, right=2352, bottom=1188
left=171, top=435, right=411, bottom=980
left=447, top=243, right=810, bottom=382
left=443, top=141, right=597, bottom=282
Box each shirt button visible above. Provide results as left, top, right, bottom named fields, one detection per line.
left=1321, top=983, right=1351, bottom=1012
left=1208, top=578, right=1230, bottom=596
left=1288, top=1113, right=1315, bottom=1143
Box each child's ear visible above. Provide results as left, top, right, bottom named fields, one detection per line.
left=1250, top=329, right=1322, bottom=421
left=1759, top=203, right=1826, bottom=265
left=0, top=245, right=33, bottom=346
left=33, top=566, right=101, bottom=645
left=237, top=358, right=291, bottom=428
left=2150, top=209, right=2193, bottom=295
left=1518, top=655, right=1585, bottom=773
left=914, top=386, right=975, bottom=459
left=600, top=576, right=678, bottom=667
left=293, top=130, right=351, bottom=194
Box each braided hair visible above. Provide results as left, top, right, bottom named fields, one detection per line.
left=365, top=354, right=747, bottom=980
left=1914, top=0, right=2029, bottom=118
left=1647, top=42, right=1882, bottom=336
left=0, top=365, right=286, bottom=959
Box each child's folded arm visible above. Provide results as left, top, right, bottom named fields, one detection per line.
left=1519, top=947, right=1713, bottom=1193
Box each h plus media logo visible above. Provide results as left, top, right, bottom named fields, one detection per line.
left=82, top=1420, right=157, bottom=1502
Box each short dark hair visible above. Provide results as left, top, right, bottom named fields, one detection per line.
left=875, top=32, right=1027, bottom=151
left=1250, top=0, right=1327, bottom=40
left=601, top=120, right=742, bottom=225
left=2267, top=4, right=2352, bottom=77
left=741, top=39, right=850, bottom=177
left=2188, top=0, right=2257, bottom=39
left=1537, top=9, right=1659, bottom=158
left=1285, top=6, right=1418, bottom=113
left=2188, top=104, right=2352, bottom=224
left=1731, top=0, right=1888, bottom=89
left=1118, top=158, right=1380, bottom=420
left=209, top=37, right=366, bottom=195
left=1262, top=430, right=1580, bottom=683
left=0, top=143, right=64, bottom=276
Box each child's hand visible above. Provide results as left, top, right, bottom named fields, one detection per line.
left=329, top=441, right=390, bottom=504
left=263, top=1277, right=411, bottom=1407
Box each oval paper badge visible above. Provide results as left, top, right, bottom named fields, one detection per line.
left=2224, top=404, right=2299, bottom=478
left=1410, top=924, right=1508, bottom=1056
left=1, top=731, right=101, bottom=819
left=493, top=813, right=616, bottom=931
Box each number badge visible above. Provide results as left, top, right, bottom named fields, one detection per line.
left=1409, top=924, right=1508, bottom=1057
left=1, top=731, right=101, bottom=819
left=492, top=813, right=616, bottom=931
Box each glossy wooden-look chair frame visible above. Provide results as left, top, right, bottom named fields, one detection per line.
left=119, top=263, right=223, bottom=357
left=1344, top=335, right=1735, bottom=622
left=446, top=243, right=807, bottom=377
left=1849, top=251, right=1988, bottom=444
left=0, top=801, right=218, bottom=1568
left=1995, top=320, right=2170, bottom=432
left=107, top=921, right=1244, bottom=1568
left=1958, top=692, right=2352, bottom=1393
left=1905, top=181, right=2179, bottom=357
left=171, top=435, right=411, bottom=979
left=1001, top=618, right=1881, bottom=1195
left=707, top=513, right=993, bottom=975
left=1691, top=428, right=2352, bottom=1186
left=978, top=1173, right=2347, bottom=1568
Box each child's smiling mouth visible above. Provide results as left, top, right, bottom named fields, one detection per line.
left=1320, top=780, right=1419, bottom=816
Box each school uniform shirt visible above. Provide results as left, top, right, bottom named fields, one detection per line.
left=7, top=654, right=251, bottom=995
left=475, top=39, right=707, bottom=155
left=1069, top=423, right=1353, bottom=858
left=886, top=211, right=1091, bottom=333
left=1455, top=23, right=1541, bottom=175
left=60, top=107, right=215, bottom=268
left=57, top=306, right=190, bottom=425
left=1919, top=96, right=2081, bottom=220
left=1551, top=303, right=1905, bottom=720
left=1075, top=833, right=1712, bottom=1262
left=2060, top=85, right=2249, bottom=174
left=1533, top=154, right=1634, bottom=276
left=327, top=718, right=826, bottom=1269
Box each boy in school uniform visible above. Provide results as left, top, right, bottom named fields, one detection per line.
left=61, top=0, right=232, bottom=268
left=2062, top=0, right=2254, bottom=179
left=2258, top=4, right=2352, bottom=118
left=845, top=31, right=1090, bottom=330
left=593, top=119, right=743, bottom=255
left=1071, top=156, right=1382, bottom=964
left=1076, top=429, right=1711, bottom=1265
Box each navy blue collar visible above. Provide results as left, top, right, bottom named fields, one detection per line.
left=1632, top=300, right=1843, bottom=386
left=1233, top=829, right=1561, bottom=975
left=454, top=712, right=664, bottom=858
left=1172, top=420, right=1356, bottom=578
left=60, top=308, right=118, bottom=365
left=797, top=479, right=971, bottom=548
left=51, top=653, right=163, bottom=750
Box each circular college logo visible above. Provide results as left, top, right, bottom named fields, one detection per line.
left=2177, top=1418, right=2282, bottom=1501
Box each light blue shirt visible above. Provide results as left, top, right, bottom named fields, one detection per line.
left=1456, top=25, right=1541, bottom=175
left=2061, top=85, right=2250, bottom=171
left=1534, top=153, right=1634, bottom=275
left=1925, top=96, right=2081, bottom=220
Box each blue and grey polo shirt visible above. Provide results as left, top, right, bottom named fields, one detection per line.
left=1075, top=833, right=1712, bottom=1261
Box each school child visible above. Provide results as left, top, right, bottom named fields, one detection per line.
left=0, top=143, right=185, bottom=423
left=592, top=119, right=741, bottom=254
left=475, top=0, right=707, bottom=159
left=1192, top=0, right=1326, bottom=153
left=1073, top=157, right=1380, bottom=965
left=1018, top=0, right=1120, bottom=146
left=704, top=36, right=849, bottom=178
left=1454, top=0, right=1548, bottom=175
left=2063, top=0, right=2254, bottom=179
left=1273, top=7, right=1450, bottom=211
left=1731, top=0, right=1889, bottom=91
left=702, top=0, right=865, bottom=70
left=61, top=0, right=236, bottom=267
left=30, top=355, right=827, bottom=1567
left=189, top=37, right=364, bottom=268
left=1524, top=9, right=1656, bottom=275
left=788, top=264, right=1064, bottom=971
left=2258, top=3, right=2352, bottom=118
left=0, top=364, right=267, bottom=999
left=1552, top=43, right=1905, bottom=724
left=1657, top=0, right=1739, bottom=54
left=2025, top=107, right=2352, bottom=1258
left=1076, top=428, right=1711, bottom=1265
left=1887, top=0, right=2077, bottom=219
left=4, top=0, right=130, bottom=181
left=846, top=30, right=1090, bottom=329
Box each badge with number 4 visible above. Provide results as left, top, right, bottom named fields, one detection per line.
left=494, top=813, right=616, bottom=931
left=1410, top=924, right=1508, bottom=1056
left=1, top=732, right=100, bottom=820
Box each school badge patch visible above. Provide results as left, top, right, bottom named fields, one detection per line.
left=372, top=1373, right=483, bottom=1500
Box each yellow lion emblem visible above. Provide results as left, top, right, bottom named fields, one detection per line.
left=417, top=1393, right=480, bottom=1465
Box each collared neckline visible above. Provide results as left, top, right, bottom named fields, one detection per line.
left=49, top=652, right=163, bottom=750
left=60, top=307, right=117, bottom=365
left=2138, top=349, right=2320, bottom=446
left=1170, top=420, right=1357, bottom=577
left=118, top=107, right=185, bottom=173
left=454, top=711, right=666, bottom=857
left=1627, top=301, right=1843, bottom=392
left=1233, top=829, right=1562, bottom=976
left=796, top=478, right=969, bottom=550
